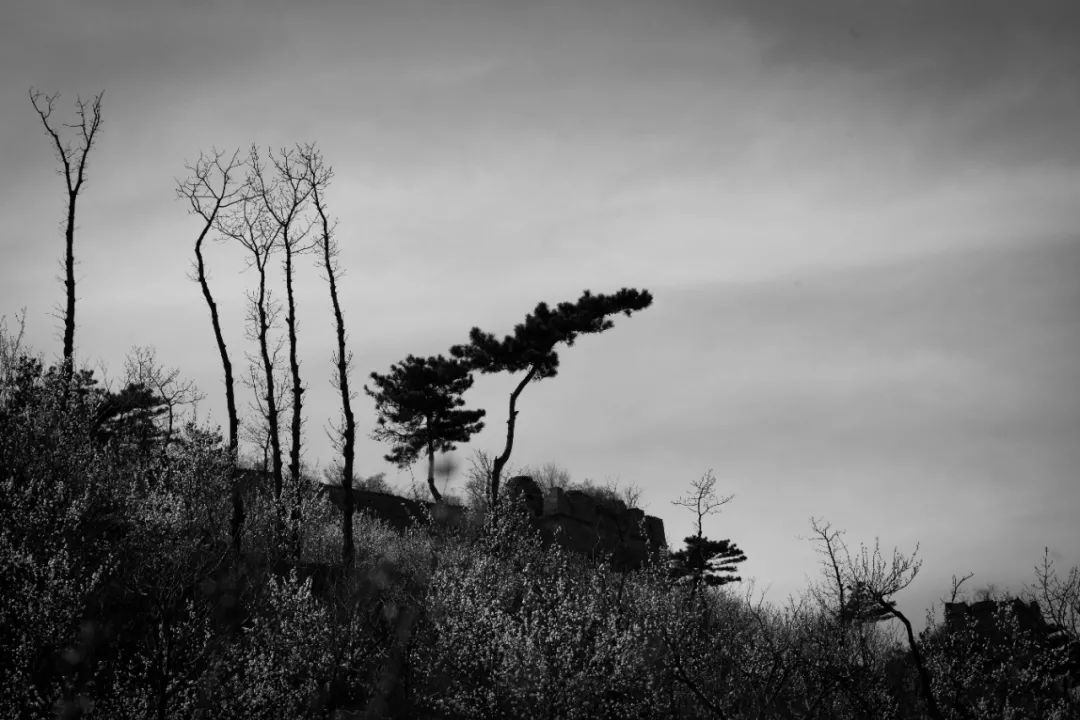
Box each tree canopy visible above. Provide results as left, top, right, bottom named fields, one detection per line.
left=365, top=354, right=485, bottom=502
left=450, top=288, right=652, bottom=505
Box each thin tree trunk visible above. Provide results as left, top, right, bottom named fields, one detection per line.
left=30, top=90, right=103, bottom=370
left=194, top=234, right=238, bottom=453
left=254, top=259, right=284, bottom=520
left=306, top=148, right=357, bottom=567
left=195, top=225, right=244, bottom=556
left=62, top=197, right=76, bottom=365
left=426, top=435, right=442, bottom=503
left=284, top=243, right=304, bottom=559
left=887, top=603, right=945, bottom=720
left=181, top=149, right=244, bottom=557
left=490, top=364, right=538, bottom=505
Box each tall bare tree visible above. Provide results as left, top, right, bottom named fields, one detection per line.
left=29, top=89, right=104, bottom=368
left=300, top=144, right=358, bottom=566
left=176, top=149, right=245, bottom=452
left=218, top=174, right=285, bottom=521
left=178, top=150, right=247, bottom=555
left=251, top=146, right=313, bottom=559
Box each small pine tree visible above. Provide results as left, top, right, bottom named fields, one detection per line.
left=365, top=354, right=485, bottom=502
left=670, top=469, right=747, bottom=590
left=670, top=535, right=747, bottom=588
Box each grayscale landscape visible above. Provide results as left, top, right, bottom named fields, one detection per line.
left=1, top=1, right=1078, bottom=717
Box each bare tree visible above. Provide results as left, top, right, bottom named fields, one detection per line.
left=673, top=469, right=733, bottom=540
left=29, top=89, right=104, bottom=368
left=176, top=149, right=245, bottom=453
left=123, top=345, right=204, bottom=447
left=300, top=144, right=358, bottom=567
left=1027, top=548, right=1080, bottom=638
left=463, top=449, right=501, bottom=512
left=218, top=176, right=285, bottom=524
left=0, top=310, right=28, bottom=408
left=251, top=146, right=314, bottom=559
left=808, top=518, right=944, bottom=720
left=670, top=470, right=745, bottom=590
left=518, top=461, right=573, bottom=493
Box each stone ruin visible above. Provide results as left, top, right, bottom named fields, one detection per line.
left=322, top=475, right=667, bottom=570
left=944, top=598, right=1050, bottom=641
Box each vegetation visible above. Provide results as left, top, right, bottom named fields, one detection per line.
left=450, top=288, right=653, bottom=507
left=28, top=89, right=104, bottom=369
left=2, top=347, right=1079, bottom=718
left=365, top=354, right=485, bottom=503
left=4, top=98, right=1078, bottom=717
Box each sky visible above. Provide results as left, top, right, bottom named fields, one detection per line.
left=2, top=0, right=1079, bottom=621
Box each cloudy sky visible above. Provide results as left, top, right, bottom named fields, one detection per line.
left=2, top=0, right=1079, bottom=618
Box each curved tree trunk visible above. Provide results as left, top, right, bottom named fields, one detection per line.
left=179, top=149, right=246, bottom=556
left=490, top=364, right=537, bottom=506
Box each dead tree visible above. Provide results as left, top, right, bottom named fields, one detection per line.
left=29, top=89, right=104, bottom=368
left=176, top=149, right=245, bottom=452
left=123, top=345, right=204, bottom=448
left=177, top=149, right=247, bottom=555
left=250, top=146, right=313, bottom=559
left=300, top=144, right=358, bottom=567
left=218, top=178, right=285, bottom=532
left=809, top=518, right=945, bottom=720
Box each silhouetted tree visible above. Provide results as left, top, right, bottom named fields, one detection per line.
left=123, top=345, right=203, bottom=450
left=91, top=382, right=166, bottom=451
left=809, top=518, right=945, bottom=720
left=671, top=470, right=746, bottom=589
left=177, top=149, right=245, bottom=454
left=300, top=144, right=359, bottom=566
left=451, top=288, right=652, bottom=505
left=251, top=146, right=313, bottom=559
left=365, top=354, right=486, bottom=503
left=670, top=537, right=747, bottom=589
left=218, top=168, right=285, bottom=532
left=29, top=89, right=104, bottom=369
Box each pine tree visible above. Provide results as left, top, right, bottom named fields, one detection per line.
left=450, top=288, right=652, bottom=505
left=365, top=354, right=485, bottom=503
left=671, top=469, right=747, bottom=590
left=670, top=535, right=747, bottom=588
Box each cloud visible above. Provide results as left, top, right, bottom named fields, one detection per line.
left=725, top=0, right=1080, bottom=168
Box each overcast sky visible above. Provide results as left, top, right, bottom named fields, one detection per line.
left=2, top=0, right=1079, bottom=618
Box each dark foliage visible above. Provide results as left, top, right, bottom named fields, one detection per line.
left=365, top=354, right=485, bottom=502
left=670, top=535, right=747, bottom=588
left=450, top=288, right=652, bottom=504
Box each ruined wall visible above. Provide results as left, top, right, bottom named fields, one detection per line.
left=506, top=476, right=666, bottom=570
left=321, top=476, right=666, bottom=570
left=944, top=598, right=1048, bottom=641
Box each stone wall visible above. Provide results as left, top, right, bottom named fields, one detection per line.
left=321, top=476, right=667, bottom=570
left=507, top=476, right=666, bottom=570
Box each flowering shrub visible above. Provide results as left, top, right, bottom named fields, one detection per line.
left=3, top=352, right=1079, bottom=718
left=922, top=601, right=1078, bottom=719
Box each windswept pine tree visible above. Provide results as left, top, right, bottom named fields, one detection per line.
left=451, top=288, right=652, bottom=505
